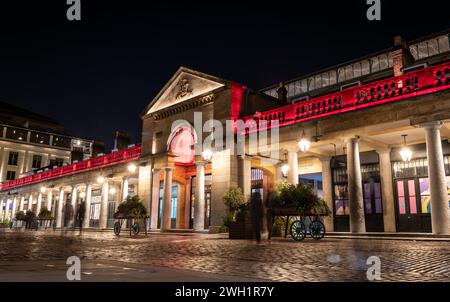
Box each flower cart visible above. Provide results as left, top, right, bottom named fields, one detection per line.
left=267, top=183, right=331, bottom=241
left=112, top=195, right=149, bottom=237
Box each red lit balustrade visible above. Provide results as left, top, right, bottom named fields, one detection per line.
left=0, top=146, right=142, bottom=191
left=243, top=62, right=450, bottom=132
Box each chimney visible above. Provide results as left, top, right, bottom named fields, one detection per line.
left=114, top=131, right=132, bottom=151
left=392, top=35, right=415, bottom=76
left=277, top=82, right=288, bottom=103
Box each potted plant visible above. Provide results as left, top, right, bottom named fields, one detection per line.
left=38, top=206, right=53, bottom=219
left=15, top=211, right=26, bottom=221
left=222, top=187, right=253, bottom=239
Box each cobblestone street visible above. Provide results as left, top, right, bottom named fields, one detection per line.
left=0, top=229, right=449, bottom=282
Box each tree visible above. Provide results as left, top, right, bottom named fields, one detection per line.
left=223, top=187, right=247, bottom=221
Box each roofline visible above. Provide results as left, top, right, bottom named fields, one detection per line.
left=260, top=29, right=450, bottom=92
left=140, top=66, right=233, bottom=118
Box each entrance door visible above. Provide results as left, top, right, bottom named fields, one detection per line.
left=395, top=179, right=431, bottom=232
left=363, top=180, right=384, bottom=232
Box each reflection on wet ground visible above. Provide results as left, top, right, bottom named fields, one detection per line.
left=0, top=230, right=449, bottom=281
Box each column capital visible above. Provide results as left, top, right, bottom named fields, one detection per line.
left=163, top=166, right=174, bottom=172
left=286, top=148, right=298, bottom=154
left=195, top=155, right=208, bottom=166
left=375, top=148, right=392, bottom=155
left=344, top=135, right=361, bottom=143
left=419, top=120, right=443, bottom=130
left=319, top=156, right=332, bottom=163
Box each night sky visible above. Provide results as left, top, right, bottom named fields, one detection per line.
left=0, top=1, right=448, bottom=149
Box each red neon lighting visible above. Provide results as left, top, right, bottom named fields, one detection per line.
left=231, top=82, right=247, bottom=122
left=1, top=146, right=142, bottom=192
left=241, top=62, right=450, bottom=133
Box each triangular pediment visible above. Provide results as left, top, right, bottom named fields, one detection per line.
left=144, top=67, right=227, bottom=115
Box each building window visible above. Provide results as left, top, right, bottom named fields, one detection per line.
left=30, top=131, right=50, bottom=145
left=5, top=127, right=27, bottom=141
left=6, top=171, right=16, bottom=181
left=32, top=155, right=42, bottom=169
left=55, top=158, right=65, bottom=166
left=8, top=152, right=19, bottom=166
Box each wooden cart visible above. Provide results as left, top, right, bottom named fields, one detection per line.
left=113, top=214, right=149, bottom=236
left=268, top=208, right=327, bottom=241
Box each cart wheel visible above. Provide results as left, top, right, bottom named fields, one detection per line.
left=290, top=220, right=306, bottom=241
left=309, top=220, right=325, bottom=240
left=113, top=221, right=121, bottom=236
left=131, top=223, right=140, bottom=236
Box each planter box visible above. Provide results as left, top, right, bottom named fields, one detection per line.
left=228, top=221, right=254, bottom=239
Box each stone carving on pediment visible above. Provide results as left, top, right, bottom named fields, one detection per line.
left=176, top=78, right=193, bottom=99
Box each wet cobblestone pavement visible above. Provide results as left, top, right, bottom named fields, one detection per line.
left=0, top=229, right=449, bottom=282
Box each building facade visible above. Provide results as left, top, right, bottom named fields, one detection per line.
left=0, top=102, right=98, bottom=183
left=1, top=32, right=450, bottom=234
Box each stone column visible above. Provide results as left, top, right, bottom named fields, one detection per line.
left=46, top=190, right=53, bottom=212
left=422, top=121, right=450, bottom=234
left=83, top=183, right=92, bottom=229
left=150, top=169, right=161, bottom=229
left=194, top=159, right=206, bottom=231
left=275, top=162, right=285, bottom=184
left=0, top=198, right=4, bottom=221
left=161, top=167, right=173, bottom=231
left=377, top=149, right=396, bottom=232
left=4, top=197, right=11, bottom=221
left=70, top=186, right=78, bottom=227
left=19, top=195, right=25, bottom=211
left=238, top=155, right=252, bottom=202
left=121, top=177, right=129, bottom=202
left=11, top=196, right=18, bottom=220
left=287, top=149, right=299, bottom=185
left=345, top=137, right=366, bottom=233
left=56, top=187, right=65, bottom=228
left=36, top=192, right=43, bottom=216
left=99, top=181, right=109, bottom=229
left=320, top=157, right=334, bottom=232
left=28, top=194, right=34, bottom=213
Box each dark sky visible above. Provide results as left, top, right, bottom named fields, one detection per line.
left=0, top=1, right=448, bottom=149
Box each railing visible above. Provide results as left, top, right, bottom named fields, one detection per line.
left=244, top=62, right=450, bottom=132
left=0, top=146, right=142, bottom=191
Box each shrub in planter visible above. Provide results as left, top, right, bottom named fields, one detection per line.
left=223, top=187, right=247, bottom=221
left=114, top=195, right=148, bottom=219
left=38, top=207, right=52, bottom=219
left=15, top=211, right=26, bottom=221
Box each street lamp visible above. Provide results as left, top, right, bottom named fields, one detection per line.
left=97, top=176, right=105, bottom=184
left=281, top=164, right=289, bottom=178
left=79, top=192, right=86, bottom=199
left=298, top=130, right=311, bottom=153
left=127, top=163, right=137, bottom=174
left=40, top=186, right=46, bottom=194
left=399, top=134, right=413, bottom=162
left=109, top=187, right=116, bottom=195
left=202, top=149, right=213, bottom=162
